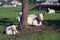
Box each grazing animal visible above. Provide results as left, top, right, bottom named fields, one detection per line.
left=6, top=25, right=18, bottom=35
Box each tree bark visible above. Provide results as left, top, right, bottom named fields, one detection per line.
left=21, top=0, right=28, bottom=29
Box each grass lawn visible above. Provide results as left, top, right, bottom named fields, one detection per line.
left=0, top=6, right=60, bottom=40
left=0, top=32, right=60, bottom=40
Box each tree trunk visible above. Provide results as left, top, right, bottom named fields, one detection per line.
left=21, top=0, right=28, bottom=29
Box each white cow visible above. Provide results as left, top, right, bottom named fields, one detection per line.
left=6, top=25, right=18, bottom=35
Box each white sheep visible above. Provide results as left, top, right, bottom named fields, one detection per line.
left=17, top=12, right=37, bottom=25
left=6, top=25, right=18, bottom=35
left=48, top=8, right=55, bottom=14
left=27, top=13, right=44, bottom=26
left=16, top=12, right=44, bottom=26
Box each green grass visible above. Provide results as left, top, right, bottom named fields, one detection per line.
left=44, top=14, right=60, bottom=20
left=15, top=32, right=60, bottom=40
left=0, top=6, right=60, bottom=40
left=0, top=32, right=60, bottom=40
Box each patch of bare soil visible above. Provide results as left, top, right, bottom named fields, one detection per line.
left=16, top=24, right=60, bottom=37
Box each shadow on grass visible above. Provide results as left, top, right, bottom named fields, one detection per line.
left=43, top=20, right=60, bottom=29
left=0, top=18, right=15, bottom=26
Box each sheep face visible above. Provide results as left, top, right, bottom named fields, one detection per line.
left=11, top=25, right=18, bottom=34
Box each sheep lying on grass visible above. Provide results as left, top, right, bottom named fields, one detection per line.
left=48, top=8, right=55, bottom=14
left=17, top=13, right=37, bottom=26
left=16, top=12, right=44, bottom=26
left=17, top=12, right=37, bottom=25
left=6, top=25, right=18, bottom=35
